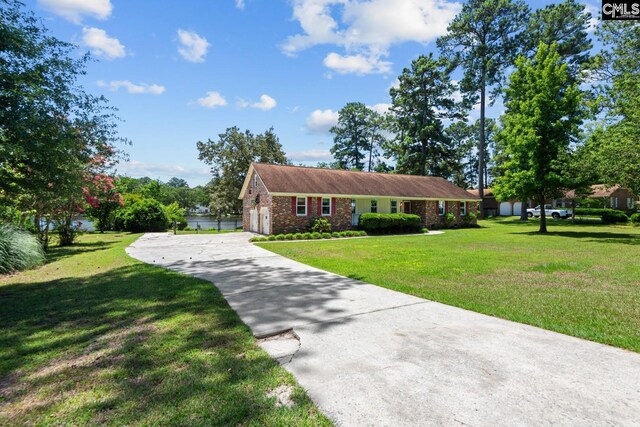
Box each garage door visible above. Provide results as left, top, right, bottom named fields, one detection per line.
left=499, top=202, right=512, bottom=216
left=513, top=202, right=522, bottom=216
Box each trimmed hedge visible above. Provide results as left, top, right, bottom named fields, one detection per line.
left=631, top=213, right=640, bottom=225
left=358, top=213, right=421, bottom=232
left=250, top=230, right=367, bottom=242
left=574, top=207, right=628, bottom=224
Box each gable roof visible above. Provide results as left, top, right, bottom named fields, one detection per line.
left=564, top=184, right=631, bottom=199
left=467, top=188, right=495, bottom=198
left=239, top=163, right=479, bottom=201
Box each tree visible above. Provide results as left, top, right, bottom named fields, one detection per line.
left=493, top=43, right=583, bottom=233
left=583, top=22, right=640, bottom=196
left=0, top=0, right=125, bottom=247
left=329, top=103, right=373, bottom=171
left=196, top=127, right=288, bottom=215
left=523, top=0, right=593, bottom=78
left=386, top=54, right=461, bottom=177
left=437, top=0, right=529, bottom=215
left=166, top=177, right=189, bottom=188
left=447, top=119, right=497, bottom=189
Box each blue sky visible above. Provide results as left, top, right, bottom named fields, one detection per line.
left=25, top=0, right=600, bottom=186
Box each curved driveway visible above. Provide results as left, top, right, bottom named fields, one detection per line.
left=127, top=232, right=640, bottom=426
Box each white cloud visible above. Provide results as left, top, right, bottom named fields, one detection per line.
left=235, top=0, right=245, bottom=10
left=288, top=149, right=332, bottom=162
left=116, top=160, right=211, bottom=183
left=97, top=80, right=165, bottom=95
left=282, top=0, right=461, bottom=74
left=584, top=2, right=599, bottom=33
left=177, top=29, right=210, bottom=63
left=81, top=27, right=125, bottom=60
left=306, top=109, right=339, bottom=134
left=370, top=103, right=391, bottom=114
left=252, top=94, right=277, bottom=110
left=324, top=52, right=391, bottom=75
left=38, top=0, right=112, bottom=23
left=197, top=91, right=227, bottom=108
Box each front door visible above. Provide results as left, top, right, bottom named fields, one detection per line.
left=403, top=201, right=411, bottom=214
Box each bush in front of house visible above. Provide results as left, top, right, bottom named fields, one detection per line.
left=250, top=229, right=368, bottom=242
left=310, top=217, right=332, bottom=233
left=0, top=224, right=46, bottom=274
left=358, top=213, right=421, bottom=233
left=631, top=213, right=640, bottom=225
left=601, top=211, right=629, bottom=224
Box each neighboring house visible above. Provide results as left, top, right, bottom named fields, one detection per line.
left=562, top=184, right=638, bottom=212
left=467, top=188, right=499, bottom=217
left=190, top=204, right=210, bottom=214
left=239, top=163, right=479, bottom=235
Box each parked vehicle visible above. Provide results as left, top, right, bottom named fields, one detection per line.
left=527, top=204, right=572, bottom=219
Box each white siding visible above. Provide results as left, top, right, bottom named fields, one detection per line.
left=354, top=198, right=393, bottom=214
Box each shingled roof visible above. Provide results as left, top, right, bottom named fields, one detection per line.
left=564, top=184, right=626, bottom=199
left=240, top=163, right=479, bottom=200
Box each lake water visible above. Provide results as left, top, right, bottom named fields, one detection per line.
left=73, top=215, right=242, bottom=231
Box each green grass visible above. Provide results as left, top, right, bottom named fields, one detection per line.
left=259, top=218, right=640, bottom=352
left=0, top=233, right=330, bottom=426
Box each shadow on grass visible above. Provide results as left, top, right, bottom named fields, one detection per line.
left=514, top=230, right=640, bottom=245
left=0, top=262, right=325, bottom=425
left=44, top=240, right=116, bottom=264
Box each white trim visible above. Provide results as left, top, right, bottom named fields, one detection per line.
left=321, top=197, right=331, bottom=216
left=460, top=201, right=466, bottom=216
left=391, top=200, right=398, bottom=214
left=270, top=192, right=479, bottom=202
left=370, top=199, right=378, bottom=213
left=296, top=197, right=307, bottom=216
left=438, top=200, right=445, bottom=216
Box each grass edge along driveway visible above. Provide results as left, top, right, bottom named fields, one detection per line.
left=259, top=218, right=640, bottom=353
left=0, top=232, right=330, bottom=427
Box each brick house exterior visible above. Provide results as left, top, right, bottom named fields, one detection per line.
left=562, top=185, right=638, bottom=213
left=240, top=163, right=480, bottom=235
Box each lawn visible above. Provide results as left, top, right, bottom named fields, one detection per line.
left=259, top=218, right=640, bottom=352
left=0, top=233, right=330, bottom=426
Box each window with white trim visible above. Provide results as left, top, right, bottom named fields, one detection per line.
left=296, top=197, right=307, bottom=216
left=460, top=201, right=466, bottom=216
left=322, top=198, right=331, bottom=216
left=610, top=197, right=618, bottom=209
left=351, top=199, right=356, bottom=214
left=391, top=200, right=397, bottom=214
left=438, top=200, right=445, bottom=215
left=370, top=199, right=378, bottom=213
left=628, top=198, right=635, bottom=209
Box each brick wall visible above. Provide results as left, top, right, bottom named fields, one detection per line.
left=242, top=170, right=271, bottom=232
left=271, top=196, right=351, bottom=235
left=422, top=200, right=478, bottom=229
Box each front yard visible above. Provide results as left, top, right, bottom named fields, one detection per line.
left=259, top=218, right=640, bottom=352
left=0, top=233, right=329, bottom=426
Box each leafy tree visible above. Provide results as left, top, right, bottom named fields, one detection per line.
left=583, top=22, right=640, bottom=196
left=196, top=127, right=288, bottom=215
left=437, top=0, right=529, bottom=214
left=493, top=43, right=584, bottom=233
left=386, top=54, right=461, bottom=177
left=523, top=0, right=593, bottom=78
left=447, top=119, right=497, bottom=189
left=166, top=177, right=189, bottom=188
left=329, top=103, right=375, bottom=171
left=0, top=0, right=125, bottom=247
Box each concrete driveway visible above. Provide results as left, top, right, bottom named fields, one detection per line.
left=127, top=232, right=640, bottom=426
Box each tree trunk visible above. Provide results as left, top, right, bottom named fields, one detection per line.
left=420, top=139, right=427, bottom=176
left=571, top=199, right=576, bottom=222
left=478, top=77, right=486, bottom=219
left=520, top=200, right=528, bottom=221
left=538, top=196, right=547, bottom=233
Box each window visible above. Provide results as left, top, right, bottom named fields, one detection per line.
left=351, top=199, right=356, bottom=214
left=460, top=202, right=466, bottom=216
left=628, top=198, right=635, bottom=209
left=322, top=198, right=331, bottom=216
left=370, top=199, right=378, bottom=213
left=438, top=200, right=445, bottom=216
left=391, top=200, right=397, bottom=214
left=610, top=197, right=618, bottom=209
left=296, top=197, right=307, bottom=216
left=253, top=174, right=258, bottom=188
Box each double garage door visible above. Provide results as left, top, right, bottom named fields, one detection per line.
left=499, top=202, right=522, bottom=216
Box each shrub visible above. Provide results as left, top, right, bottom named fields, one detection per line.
left=331, top=232, right=340, bottom=238
left=321, top=232, right=332, bottom=239
left=284, top=233, right=294, bottom=240
left=311, top=232, right=321, bottom=240
left=310, top=217, right=332, bottom=233
left=443, top=212, right=455, bottom=227
left=0, top=225, right=45, bottom=274
left=358, top=213, right=421, bottom=233
left=293, top=233, right=303, bottom=240
left=601, top=211, right=628, bottom=224
left=631, top=213, right=640, bottom=225
left=275, top=234, right=285, bottom=240
left=574, top=207, right=617, bottom=217
left=267, top=235, right=276, bottom=241
left=164, top=202, right=187, bottom=230
left=117, top=198, right=169, bottom=232
left=421, top=228, right=429, bottom=233
left=301, top=232, right=311, bottom=240
left=358, top=230, right=367, bottom=236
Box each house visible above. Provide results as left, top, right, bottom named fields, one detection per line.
left=239, top=163, right=479, bottom=235
left=562, top=184, right=638, bottom=212
left=467, top=188, right=499, bottom=217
